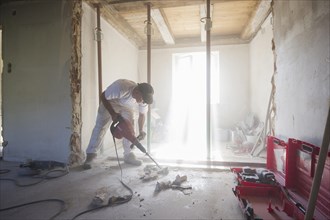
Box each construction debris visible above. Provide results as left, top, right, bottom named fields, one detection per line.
left=155, top=181, right=172, bottom=192
left=155, top=175, right=192, bottom=195
left=91, top=187, right=110, bottom=206
left=228, top=113, right=264, bottom=155
left=140, top=165, right=169, bottom=181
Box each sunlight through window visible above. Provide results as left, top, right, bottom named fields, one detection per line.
left=157, top=51, right=219, bottom=161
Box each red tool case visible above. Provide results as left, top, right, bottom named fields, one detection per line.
left=231, top=136, right=330, bottom=220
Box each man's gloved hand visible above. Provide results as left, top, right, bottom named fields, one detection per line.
left=137, top=131, right=146, bottom=140
left=129, top=131, right=146, bottom=150
left=112, top=113, right=122, bottom=123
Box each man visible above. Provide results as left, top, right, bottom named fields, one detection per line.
left=84, top=79, right=154, bottom=169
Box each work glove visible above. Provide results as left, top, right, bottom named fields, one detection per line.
left=137, top=131, right=146, bottom=140
left=129, top=131, right=146, bottom=150
left=112, top=113, right=122, bottom=123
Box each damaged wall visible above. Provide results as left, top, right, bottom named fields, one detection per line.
left=1, top=0, right=72, bottom=162
left=273, top=1, right=330, bottom=147
left=249, top=14, right=274, bottom=124
left=69, top=0, right=82, bottom=165
left=81, top=2, right=139, bottom=153
left=0, top=0, right=140, bottom=163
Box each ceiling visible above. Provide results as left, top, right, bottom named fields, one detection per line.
left=85, top=0, right=272, bottom=49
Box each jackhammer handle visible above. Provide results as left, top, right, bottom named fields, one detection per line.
left=134, top=142, right=147, bottom=154
left=130, top=135, right=144, bottom=149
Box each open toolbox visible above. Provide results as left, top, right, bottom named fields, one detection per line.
left=231, top=136, right=330, bottom=220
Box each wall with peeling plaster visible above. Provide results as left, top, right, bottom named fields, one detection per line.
left=81, top=2, right=139, bottom=153
left=138, top=45, right=250, bottom=129
left=273, top=1, right=330, bottom=147
left=1, top=0, right=72, bottom=162
left=249, top=14, right=274, bottom=123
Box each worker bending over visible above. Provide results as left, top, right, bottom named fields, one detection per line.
left=84, top=79, right=154, bottom=169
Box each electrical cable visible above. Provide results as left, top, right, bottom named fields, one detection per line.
left=1, top=136, right=133, bottom=220
left=0, top=167, right=69, bottom=187
left=0, top=167, right=69, bottom=219
left=70, top=180, right=133, bottom=220
left=112, top=135, right=133, bottom=198
left=113, top=135, right=123, bottom=180
left=0, top=169, right=10, bottom=174
left=70, top=136, right=133, bottom=220
left=0, top=198, right=66, bottom=220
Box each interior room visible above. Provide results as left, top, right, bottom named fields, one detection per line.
left=0, top=0, right=329, bottom=219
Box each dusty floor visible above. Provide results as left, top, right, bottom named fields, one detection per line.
left=143, top=141, right=266, bottom=167
left=0, top=150, right=248, bottom=220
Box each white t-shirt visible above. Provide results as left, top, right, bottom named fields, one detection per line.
left=104, top=79, right=148, bottom=114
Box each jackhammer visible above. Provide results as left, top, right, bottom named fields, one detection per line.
left=110, top=116, right=162, bottom=169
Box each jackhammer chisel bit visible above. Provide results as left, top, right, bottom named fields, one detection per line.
left=110, top=116, right=164, bottom=170
left=145, top=153, right=161, bottom=169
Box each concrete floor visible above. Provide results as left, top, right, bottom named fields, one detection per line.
left=0, top=150, right=247, bottom=220
left=149, top=141, right=266, bottom=166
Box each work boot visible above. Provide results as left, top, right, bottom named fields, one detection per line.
left=124, top=152, right=142, bottom=166
left=83, top=153, right=97, bottom=170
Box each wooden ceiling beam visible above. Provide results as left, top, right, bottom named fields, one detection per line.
left=106, top=0, right=233, bottom=12
left=84, top=0, right=264, bottom=49
left=101, top=4, right=145, bottom=47
left=86, top=0, right=144, bottom=47
left=107, top=0, right=148, bottom=4
left=139, top=35, right=249, bottom=50
left=151, top=8, right=175, bottom=45
left=240, top=0, right=272, bottom=41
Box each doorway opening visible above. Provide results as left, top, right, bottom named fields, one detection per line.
left=152, top=51, right=220, bottom=162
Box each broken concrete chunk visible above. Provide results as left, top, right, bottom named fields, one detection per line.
left=92, top=193, right=107, bottom=206
left=154, top=175, right=190, bottom=193
left=91, top=187, right=110, bottom=206
left=172, top=175, right=187, bottom=186
left=140, top=170, right=159, bottom=181
left=144, top=165, right=158, bottom=173
left=155, top=181, right=172, bottom=192
left=157, top=167, right=169, bottom=175
left=140, top=165, right=169, bottom=181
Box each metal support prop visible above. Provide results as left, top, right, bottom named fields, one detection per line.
left=304, top=106, right=330, bottom=220
left=206, top=0, right=211, bottom=160
left=96, top=4, right=103, bottom=103
left=146, top=3, right=152, bottom=153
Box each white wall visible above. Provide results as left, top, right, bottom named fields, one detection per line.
left=81, top=3, right=139, bottom=152
left=217, top=45, right=250, bottom=128
left=249, top=14, right=274, bottom=122
left=273, top=1, right=330, bottom=147
left=1, top=0, right=72, bottom=162
left=138, top=45, right=250, bottom=129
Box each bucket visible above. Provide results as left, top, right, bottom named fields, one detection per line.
left=215, top=128, right=229, bottom=142
left=246, top=135, right=258, bottom=143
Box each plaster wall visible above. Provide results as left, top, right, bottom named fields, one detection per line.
left=249, top=14, right=274, bottom=123
left=1, top=0, right=72, bottom=162
left=138, top=44, right=250, bottom=129
left=273, top=1, right=330, bottom=146
left=81, top=2, right=139, bottom=152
